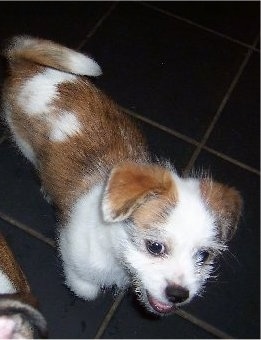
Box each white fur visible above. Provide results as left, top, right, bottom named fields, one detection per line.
left=12, top=135, right=37, bottom=166
left=0, top=270, right=16, bottom=294
left=0, top=317, right=17, bottom=339
left=0, top=315, right=33, bottom=339
left=3, top=37, right=230, bottom=315
left=49, top=111, right=82, bottom=141
left=122, top=176, right=221, bottom=311
left=18, top=69, right=76, bottom=116
left=58, top=173, right=223, bottom=314
left=7, top=35, right=39, bottom=53
left=58, top=185, right=129, bottom=300
left=67, top=52, right=102, bottom=76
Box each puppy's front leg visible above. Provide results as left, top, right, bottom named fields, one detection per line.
left=64, top=268, right=100, bottom=300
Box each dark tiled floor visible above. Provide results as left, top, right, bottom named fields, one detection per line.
left=143, top=1, right=260, bottom=44
left=0, top=2, right=112, bottom=49
left=102, top=293, right=214, bottom=339
left=0, top=140, right=56, bottom=239
left=84, top=2, right=248, bottom=140
left=207, top=52, right=260, bottom=169
left=0, top=2, right=259, bottom=339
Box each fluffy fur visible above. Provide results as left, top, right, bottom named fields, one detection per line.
left=2, top=36, right=242, bottom=315
left=0, top=233, right=47, bottom=338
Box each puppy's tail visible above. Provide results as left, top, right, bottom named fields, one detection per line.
left=3, top=35, right=102, bottom=76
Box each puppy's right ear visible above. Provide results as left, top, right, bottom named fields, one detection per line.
left=102, top=162, right=175, bottom=223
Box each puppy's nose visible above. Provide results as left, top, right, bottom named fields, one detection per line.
left=165, top=284, right=189, bottom=304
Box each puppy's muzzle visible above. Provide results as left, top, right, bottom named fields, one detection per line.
left=165, top=284, right=189, bottom=304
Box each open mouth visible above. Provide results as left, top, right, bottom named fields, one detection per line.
left=146, top=292, right=176, bottom=314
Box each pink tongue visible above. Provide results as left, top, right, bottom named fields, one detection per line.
left=148, top=294, right=175, bottom=314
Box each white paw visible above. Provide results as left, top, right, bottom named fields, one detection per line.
left=65, top=271, right=100, bottom=300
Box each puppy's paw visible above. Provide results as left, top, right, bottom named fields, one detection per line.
left=65, top=271, right=100, bottom=300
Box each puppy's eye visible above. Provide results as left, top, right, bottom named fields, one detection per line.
left=146, top=240, right=165, bottom=256
left=196, top=250, right=210, bottom=264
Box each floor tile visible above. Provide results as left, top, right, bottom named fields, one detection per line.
left=206, top=53, right=260, bottom=170
left=0, top=121, right=5, bottom=138
left=0, top=2, right=259, bottom=338
left=0, top=219, right=114, bottom=339
left=183, top=151, right=260, bottom=339
left=83, top=2, right=248, bottom=140
left=0, top=138, right=56, bottom=239
left=137, top=119, right=195, bottom=172
left=102, top=292, right=214, bottom=339
left=144, top=1, right=260, bottom=44
left=0, top=2, right=112, bottom=49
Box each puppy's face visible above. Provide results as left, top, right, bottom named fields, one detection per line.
left=103, top=163, right=242, bottom=315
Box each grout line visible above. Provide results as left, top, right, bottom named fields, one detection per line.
left=0, top=211, right=55, bottom=248
left=176, top=34, right=260, bottom=339
left=140, top=2, right=260, bottom=53
left=122, top=107, right=260, bottom=176
left=121, top=107, right=200, bottom=146
left=76, top=2, right=118, bottom=51
left=1, top=5, right=258, bottom=334
left=175, top=309, right=234, bottom=339
left=202, top=145, right=260, bottom=176
left=183, top=35, right=260, bottom=176
left=1, top=104, right=259, bottom=177
left=94, top=292, right=125, bottom=339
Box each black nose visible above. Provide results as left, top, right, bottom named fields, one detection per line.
left=165, top=284, right=189, bottom=304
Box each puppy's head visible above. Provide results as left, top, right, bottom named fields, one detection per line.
left=102, top=162, right=242, bottom=315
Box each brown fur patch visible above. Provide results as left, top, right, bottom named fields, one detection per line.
left=3, top=62, right=50, bottom=159
left=104, top=163, right=178, bottom=223
left=3, top=64, right=148, bottom=217
left=132, top=195, right=176, bottom=229
left=200, top=179, right=243, bottom=241
left=38, top=79, right=148, bottom=216
left=0, top=234, right=30, bottom=293
left=5, top=37, right=81, bottom=74
left=0, top=292, right=38, bottom=309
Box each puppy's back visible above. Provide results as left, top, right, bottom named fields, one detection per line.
left=2, top=36, right=148, bottom=213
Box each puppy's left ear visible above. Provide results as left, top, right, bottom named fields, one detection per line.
left=102, top=162, right=175, bottom=223
left=200, top=179, right=243, bottom=242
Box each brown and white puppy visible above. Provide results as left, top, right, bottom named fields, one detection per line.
left=2, top=36, right=242, bottom=315
left=0, top=233, right=47, bottom=338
